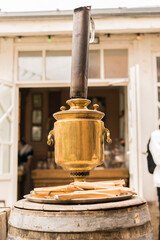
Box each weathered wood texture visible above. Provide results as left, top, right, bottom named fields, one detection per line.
left=8, top=225, right=153, bottom=240
left=8, top=197, right=153, bottom=240
left=148, top=201, right=159, bottom=240
left=0, top=208, right=10, bottom=240
left=14, top=196, right=144, bottom=211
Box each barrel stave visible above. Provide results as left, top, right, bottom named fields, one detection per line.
left=8, top=198, right=153, bottom=240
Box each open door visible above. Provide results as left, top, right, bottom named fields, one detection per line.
left=0, top=79, right=18, bottom=206
left=128, top=65, right=140, bottom=194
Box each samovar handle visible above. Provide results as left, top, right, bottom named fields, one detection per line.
left=104, top=128, right=112, bottom=144
left=47, top=130, right=55, bottom=146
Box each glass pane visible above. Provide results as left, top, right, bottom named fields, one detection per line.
left=0, top=85, right=12, bottom=141
left=104, top=49, right=128, bottom=78
left=158, top=87, right=160, bottom=102
left=2, top=145, right=10, bottom=173
left=158, top=107, right=160, bottom=119
left=157, top=57, right=160, bottom=82
left=0, top=118, right=10, bottom=142
left=46, top=51, right=71, bottom=81
left=0, top=85, right=12, bottom=111
left=18, top=51, right=43, bottom=81
left=88, top=50, right=100, bottom=79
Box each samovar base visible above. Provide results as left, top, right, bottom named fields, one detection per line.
left=70, top=170, right=89, bottom=181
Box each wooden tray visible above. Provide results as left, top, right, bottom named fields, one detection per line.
left=24, top=193, right=132, bottom=204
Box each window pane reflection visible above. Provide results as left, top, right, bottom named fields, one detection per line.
left=158, top=107, right=160, bottom=119
left=0, top=85, right=12, bottom=142
left=157, top=57, right=160, bottom=82
left=46, top=51, right=72, bottom=81
left=158, top=87, right=160, bottom=102
left=104, top=49, right=128, bottom=78
left=18, top=51, right=43, bottom=81
left=88, top=50, right=100, bottom=79
left=2, top=145, right=10, bottom=173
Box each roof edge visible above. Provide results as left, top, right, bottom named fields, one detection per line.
left=1, top=7, right=160, bottom=20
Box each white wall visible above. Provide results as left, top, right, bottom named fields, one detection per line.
left=0, top=38, right=14, bottom=82
left=2, top=16, right=160, bottom=36
left=0, top=179, right=15, bottom=206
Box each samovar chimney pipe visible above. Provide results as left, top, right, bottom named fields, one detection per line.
left=47, top=6, right=112, bottom=182
left=70, top=6, right=91, bottom=99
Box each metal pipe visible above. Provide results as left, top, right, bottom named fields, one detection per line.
left=70, top=6, right=91, bottom=99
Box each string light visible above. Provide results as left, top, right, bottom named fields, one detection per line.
left=104, top=33, right=111, bottom=38
left=136, top=33, right=141, bottom=40
left=48, top=35, right=52, bottom=43
left=17, top=36, right=22, bottom=42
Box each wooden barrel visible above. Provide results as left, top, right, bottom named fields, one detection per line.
left=0, top=207, right=10, bottom=240
left=8, top=197, right=153, bottom=240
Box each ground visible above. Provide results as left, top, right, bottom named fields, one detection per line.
left=148, top=201, right=159, bottom=240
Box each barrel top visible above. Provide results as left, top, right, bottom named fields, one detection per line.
left=14, top=196, right=146, bottom=212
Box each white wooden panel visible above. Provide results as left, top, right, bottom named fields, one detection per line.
left=0, top=38, right=14, bottom=82
left=1, top=17, right=160, bottom=36
left=134, top=38, right=156, bottom=201
left=0, top=80, right=18, bottom=207
left=0, top=180, right=12, bottom=206
left=128, top=66, right=138, bottom=193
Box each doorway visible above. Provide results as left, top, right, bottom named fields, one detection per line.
left=18, top=86, right=128, bottom=198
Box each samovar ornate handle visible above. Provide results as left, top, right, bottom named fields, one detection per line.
left=104, top=128, right=112, bottom=144
left=47, top=130, right=55, bottom=146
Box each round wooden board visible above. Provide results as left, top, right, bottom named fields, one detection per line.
left=14, top=196, right=145, bottom=212
left=24, top=193, right=132, bottom=204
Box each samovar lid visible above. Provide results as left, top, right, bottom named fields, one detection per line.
left=53, top=98, right=105, bottom=120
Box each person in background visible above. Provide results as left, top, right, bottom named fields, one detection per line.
left=149, top=130, right=160, bottom=240
left=18, top=139, right=34, bottom=196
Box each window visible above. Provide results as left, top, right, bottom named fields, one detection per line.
left=157, top=57, right=160, bottom=82
left=17, top=48, right=128, bottom=82
left=88, top=50, right=100, bottom=79
left=0, top=85, right=11, bottom=142
left=46, top=51, right=72, bottom=81
left=18, top=51, right=43, bottom=81
left=2, top=145, right=10, bottom=173
left=156, top=57, right=160, bottom=127
left=104, top=49, right=128, bottom=78
left=0, top=84, right=13, bottom=173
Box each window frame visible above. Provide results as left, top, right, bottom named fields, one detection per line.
left=15, top=43, right=129, bottom=87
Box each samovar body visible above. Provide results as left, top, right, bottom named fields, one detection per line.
left=48, top=99, right=111, bottom=180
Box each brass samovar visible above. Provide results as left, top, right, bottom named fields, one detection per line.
left=47, top=6, right=111, bottom=181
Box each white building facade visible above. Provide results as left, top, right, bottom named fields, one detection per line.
left=0, top=7, right=160, bottom=206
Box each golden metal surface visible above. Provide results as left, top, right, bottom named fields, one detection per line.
left=53, top=99, right=104, bottom=121
left=93, top=104, right=99, bottom=111
left=54, top=119, right=104, bottom=170
left=60, top=106, right=66, bottom=111
left=47, top=98, right=111, bottom=181
left=47, top=130, right=54, bottom=146
left=104, top=128, right=112, bottom=144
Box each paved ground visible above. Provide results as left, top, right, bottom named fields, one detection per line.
left=148, top=201, right=159, bottom=240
